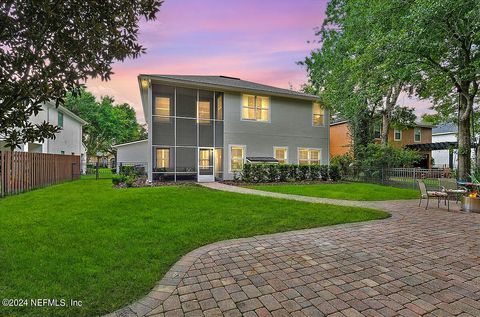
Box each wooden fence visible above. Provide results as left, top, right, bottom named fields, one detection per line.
left=0, top=151, right=80, bottom=197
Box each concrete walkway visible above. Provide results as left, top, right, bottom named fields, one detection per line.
left=107, top=183, right=480, bottom=317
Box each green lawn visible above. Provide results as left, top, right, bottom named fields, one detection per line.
left=248, top=182, right=419, bottom=201
left=0, top=180, right=388, bottom=317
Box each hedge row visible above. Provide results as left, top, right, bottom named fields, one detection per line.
left=236, top=163, right=341, bottom=183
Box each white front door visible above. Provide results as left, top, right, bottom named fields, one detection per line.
left=198, top=147, right=215, bottom=182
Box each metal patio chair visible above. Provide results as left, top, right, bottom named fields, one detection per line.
left=417, top=179, right=449, bottom=211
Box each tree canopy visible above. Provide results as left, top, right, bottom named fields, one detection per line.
left=304, top=0, right=480, bottom=178
left=64, top=89, right=146, bottom=157
left=0, top=0, right=162, bottom=149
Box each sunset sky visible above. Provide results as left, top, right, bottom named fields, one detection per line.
left=86, top=0, right=430, bottom=123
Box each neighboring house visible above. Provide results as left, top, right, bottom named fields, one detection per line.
left=114, top=74, right=328, bottom=182
left=0, top=102, right=88, bottom=172
left=330, top=120, right=434, bottom=168
left=430, top=123, right=478, bottom=169
left=89, top=152, right=116, bottom=168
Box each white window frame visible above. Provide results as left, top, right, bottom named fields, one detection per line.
left=414, top=128, right=421, bottom=142
left=297, top=148, right=322, bottom=165
left=229, top=144, right=246, bottom=172
left=241, top=94, right=270, bottom=122
left=273, top=146, right=288, bottom=164
left=312, top=102, right=325, bottom=127
left=394, top=129, right=402, bottom=141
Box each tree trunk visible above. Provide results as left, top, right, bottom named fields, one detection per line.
left=457, top=92, right=471, bottom=180
left=380, top=84, right=402, bottom=145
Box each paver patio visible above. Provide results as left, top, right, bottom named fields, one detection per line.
left=108, top=183, right=480, bottom=317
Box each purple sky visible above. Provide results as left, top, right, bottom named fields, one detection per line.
left=86, top=0, right=430, bottom=123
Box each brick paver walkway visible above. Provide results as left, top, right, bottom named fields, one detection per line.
left=107, top=183, right=480, bottom=317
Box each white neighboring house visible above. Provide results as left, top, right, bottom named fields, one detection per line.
left=0, top=102, right=88, bottom=173
left=432, top=123, right=476, bottom=169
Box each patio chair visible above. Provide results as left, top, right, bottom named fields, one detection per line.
left=417, top=179, right=449, bottom=211
left=438, top=178, right=467, bottom=203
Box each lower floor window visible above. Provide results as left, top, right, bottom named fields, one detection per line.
left=230, top=145, right=245, bottom=171
left=298, top=148, right=321, bottom=165
left=156, top=148, right=170, bottom=168
left=274, top=147, right=288, bottom=164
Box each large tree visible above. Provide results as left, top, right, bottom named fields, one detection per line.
left=0, top=0, right=162, bottom=150
left=64, top=89, right=145, bottom=157
left=301, top=0, right=416, bottom=155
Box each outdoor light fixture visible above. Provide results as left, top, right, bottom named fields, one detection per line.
left=141, top=78, right=150, bottom=89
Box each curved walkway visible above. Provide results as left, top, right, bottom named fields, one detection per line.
left=106, top=183, right=480, bottom=317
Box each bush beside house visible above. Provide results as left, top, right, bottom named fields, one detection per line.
left=236, top=163, right=341, bottom=183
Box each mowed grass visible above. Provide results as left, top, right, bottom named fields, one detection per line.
left=0, top=180, right=388, bottom=317
left=248, top=182, right=419, bottom=201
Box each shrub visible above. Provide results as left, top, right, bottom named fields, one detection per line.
left=111, top=168, right=117, bottom=174
left=238, top=163, right=338, bottom=183
left=310, top=165, right=321, bottom=180
left=278, top=164, right=290, bottom=182
left=319, top=165, right=329, bottom=181
left=329, top=165, right=341, bottom=181
left=124, top=175, right=136, bottom=188
left=267, top=164, right=279, bottom=182
left=112, top=175, right=126, bottom=186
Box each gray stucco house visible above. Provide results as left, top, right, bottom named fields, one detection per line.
left=114, top=75, right=329, bottom=182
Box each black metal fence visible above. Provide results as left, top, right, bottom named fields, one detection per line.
left=343, top=167, right=455, bottom=190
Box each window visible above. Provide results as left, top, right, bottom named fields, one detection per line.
left=374, top=124, right=381, bottom=139
left=60, top=150, right=65, bottom=155
left=230, top=145, right=245, bottom=171
left=241, top=95, right=270, bottom=122
left=198, top=101, right=211, bottom=123
left=58, top=112, right=64, bottom=128
left=274, top=147, right=288, bottom=164
left=199, top=149, right=211, bottom=168
left=298, top=148, right=321, bottom=165
left=156, top=148, right=170, bottom=168
left=414, top=128, right=421, bottom=142
left=155, top=97, right=171, bottom=117
left=394, top=129, right=402, bottom=141
left=216, top=93, right=223, bottom=120
left=312, top=102, right=324, bottom=126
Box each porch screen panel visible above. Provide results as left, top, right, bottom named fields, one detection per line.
left=199, top=91, right=214, bottom=120
left=176, top=147, right=197, bottom=173
left=176, top=118, right=197, bottom=146
left=176, top=87, right=197, bottom=118
left=215, top=93, right=224, bottom=120
left=199, top=121, right=214, bottom=147
left=152, top=116, right=174, bottom=146
left=214, top=148, right=223, bottom=179
left=152, top=84, right=174, bottom=116
left=214, top=121, right=223, bottom=147
left=153, top=146, right=175, bottom=173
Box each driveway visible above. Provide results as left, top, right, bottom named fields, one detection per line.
left=109, top=184, right=480, bottom=317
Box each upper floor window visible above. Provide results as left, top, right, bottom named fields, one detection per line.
left=414, top=128, right=421, bottom=142
left=298, top=148, right=321, bottom=165
left=312, top=102, right=324, bottom=126
left=241, top=95, right=270, bottom=122
left=198, top=101, right=211, bottom=123
left=216, top=93, right=223, bottom=120
left=274, top=147, right=288, bottom=164
left=58, top=112, right=64, bottom=128
left=394, top=129, right=402, bottom=141
left=155, top=97, right=171, bottom=117
left=374, top=124, right=381, bottom=139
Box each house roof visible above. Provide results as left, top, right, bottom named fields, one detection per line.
left=329, top=120, right=433, bottom=129
left=139, top=75, right=320, bottom=101
left=112, top=139, right=147, bottom=148
left=45, top=102, right=88, bottom=125
left=406, top=141, right=476, bottom=151
left=432, top=123, right=457, bottom=135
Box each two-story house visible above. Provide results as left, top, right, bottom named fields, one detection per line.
left=330, top=120, right=434, bottom=168
left=114, top=75, right=329, bottom=182
left=0, top=102, right=88, bottom=171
